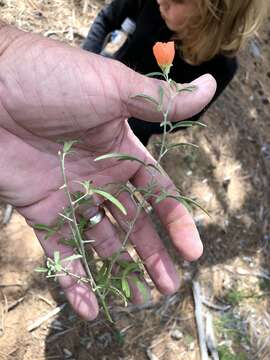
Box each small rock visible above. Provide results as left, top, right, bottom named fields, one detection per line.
left=170, top=329, right=183, bottom=340
left=97, top=332, right=112, bottom=347
left=262, top=97, right=269, bottom=105
left=249, top=40, right=261, bottom=58
left=63, top=348, right=73, bottom=358
left=146, top=348, right=159, bottom=360
left=183, top=272, right=192, bottom=281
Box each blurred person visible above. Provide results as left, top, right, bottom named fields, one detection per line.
left=83, top=0, right=268, bottom=145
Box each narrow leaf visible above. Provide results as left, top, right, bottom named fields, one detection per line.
left=63, top=140, right=78, bottom=153
left=63, top=254, right=83, bottom=262
left=166, top=142, right=199, bottom=151
left=59, top=238, right=78, bottom=247
left=179, top=195, right=210, bottom=217
left=146, top=163, right=163, bottom=175
left=33, top=223, right=54, bottom=232
left=176, top=85, right=197, bottom=93
left=124, top=262, right=141, bottom=276
left=130, top=94, right=159, bottom=107
left=92, top=189, right=127, bottom=215
left=109, top=286, right=128, bottom=306
left=155, top=191, right=169, bottom=204
left=95, top=152, right=146, bottom=167
left=121, top=278, right=131, bottom=298
left=160, top=121, right=173, bottom=131
left=177, top=197, right=193, bottom=212
left=54, top=251, right=60, bottom=264
left=132, top=278, right=149, bottom=302
left=145, top=71, right=166, bottom=79
left=169, top=120, right=206, bottom=132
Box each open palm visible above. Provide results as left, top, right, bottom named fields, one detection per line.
left=0, top=27, right=216, bottom=319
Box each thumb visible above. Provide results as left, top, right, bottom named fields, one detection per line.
left=124, top=71, right=217, bottom=122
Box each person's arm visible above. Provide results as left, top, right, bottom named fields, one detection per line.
left=82, top=0, right=140, bottom=54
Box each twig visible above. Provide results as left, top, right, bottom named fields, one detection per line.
left=224, top=266, right=270, bottom=280
left=113, top=300, right=155, bottom=313
left=192, top=281, right=209, bottom=360
left=0, top=292, right=8, bottom=336
left=146, top=348, right=159, bottom=360
left=205, top=312, right=219, bottom=360
left=1, top=204, right=13, bottom=225
left=46, top=328, right=74, bottom=343
left=82, top=0, right=89, bottom=14
left=37, top=295, right=54, bottom=307
left=202, top=298, right=231, bottom=312
left=0, top=283, right=22, bottom=288
left=27, top=303, right=66, bottom=332
left=7, top=296, right=25, bottom=312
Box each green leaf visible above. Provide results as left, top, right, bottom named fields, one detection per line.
left=75, top=180, right=92, bottom=194
left=155, top=192, right=192, bottom=211
left=159, top=142, right=199, bottom=159
left=177, top=197, right=193, bottom=213
left=169, top=121, right=207, bottom=132
left=176, top=84, right=197, bottom=93
left=96, top=262, right=110, bottom=284
left=169, top=79, right=178, bottom=91
left=146, top=163, right=163, bottom=175
left=78, top=217, right=89, bottom=233
left=122, top=262, right=141, bottom=278
left=179, top=195, right=210, bottom=217
left=155, top=191, right=168, bottom=204
left=166, top=142, right=199, bottom=151
left=95, top=152, right=146, bottom=167
left=109, top=285, right=128, bottom=306
left=33, top=223, right=58, bottom=240
left=121, top=278, right=131, bottom=298
left=54, top=264, right=62, bottom=273
left=130, top=94, right=159, bottom=107
left=63, top=140, right=78, bottom=153
left=145, top=71, right=166, bottom=79
left=132, top=278, right=149, bottom=303
left=33, top=223, right=53, bottom=231
left=59, top=238, right=78, bottom=247
left=54, top=251, right=60, bottom=264
left=63, top=254, right=83, bottom=262
left=92, top=189, right=127, bottom=215
left=160, top=121, right=173, bottom=132
left=156, top=192, right=210, bottom=217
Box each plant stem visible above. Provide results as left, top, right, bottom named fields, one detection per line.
left=59, top=151, right=111, bottom=320
left=157, top=86, right=175, bottom=163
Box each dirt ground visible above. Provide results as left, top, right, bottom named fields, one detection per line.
left=0, top=1, right=270, bottom=359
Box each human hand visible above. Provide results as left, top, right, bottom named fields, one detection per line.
left=0, top=24, right=216, bottom=319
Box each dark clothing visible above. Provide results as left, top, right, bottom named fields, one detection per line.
left=83, top=0, right=238, bottom=145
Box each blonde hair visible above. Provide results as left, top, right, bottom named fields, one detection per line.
left=175, top=0, right=269, bottom=65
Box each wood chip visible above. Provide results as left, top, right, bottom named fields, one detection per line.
left=27, top=303, right=66, bottom=332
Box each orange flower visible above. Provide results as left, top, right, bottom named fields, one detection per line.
left=153, top=41, right=175, bottom=67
